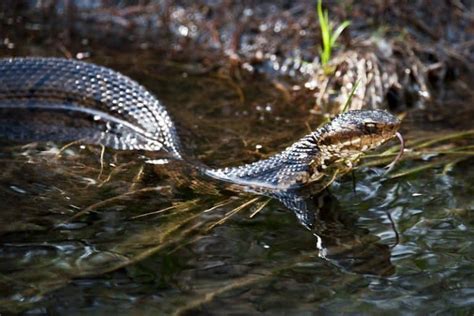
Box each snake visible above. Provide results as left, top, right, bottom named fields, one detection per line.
left=0, top=57, right=401, bottom=192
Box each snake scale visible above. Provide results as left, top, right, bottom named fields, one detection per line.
left=0, top=57, right=401, bottom=192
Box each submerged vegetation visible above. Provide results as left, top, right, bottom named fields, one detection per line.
left=2, top=121, right=474, bottom=313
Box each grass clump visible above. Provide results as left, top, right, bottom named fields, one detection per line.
left=317, top=0, right=351, bottom=69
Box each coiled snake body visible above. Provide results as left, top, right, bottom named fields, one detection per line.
left=0, top=57, right=400, bottom=191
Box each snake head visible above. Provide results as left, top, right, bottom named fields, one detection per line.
left=318, top=110, right=401, bottom=160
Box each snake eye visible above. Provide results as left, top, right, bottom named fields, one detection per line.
left=364, top=122, right=378, bottom=133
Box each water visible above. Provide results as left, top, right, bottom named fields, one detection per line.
left=0, top=53, right=472, bottom=315
left=1, top=3, right=473, bottom=311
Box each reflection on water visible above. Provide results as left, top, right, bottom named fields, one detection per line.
left=287, top=191, right=395, bottom=276
left=0, top=56, right=473, bottom=314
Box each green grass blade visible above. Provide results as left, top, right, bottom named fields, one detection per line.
left=317, top=0, right=330, bottom=65
left=331, top=20, right=351, bottom=47
left=414, top=130, right=474, bottom=149
left=341, top=79, right=360, bottom=113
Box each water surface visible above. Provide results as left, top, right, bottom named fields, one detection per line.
left=0, top=51, right=473, bottom=315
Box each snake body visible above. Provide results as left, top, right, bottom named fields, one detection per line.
left=0, top=57, right=400, bottom=191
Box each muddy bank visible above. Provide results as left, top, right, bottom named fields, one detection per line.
left=1, top=0, right=472, bottom=119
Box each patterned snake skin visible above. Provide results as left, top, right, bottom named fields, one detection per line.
left=0, top=57, right=400, bottom=191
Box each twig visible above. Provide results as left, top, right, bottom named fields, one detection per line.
left=63, top=187, right=164, bottom=223
left=249, top=198, right=271, bottom=218
left=131, top=198, right=201, bottom=219
left=97, top=144, right=106, bottom=180
left=55, top=139, right=86, bottom=157
left=205, top=197, right=260, bottom=231
left=385, top=210, right=400, bottom=249
left=203, top=198, right=236, bottom=213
